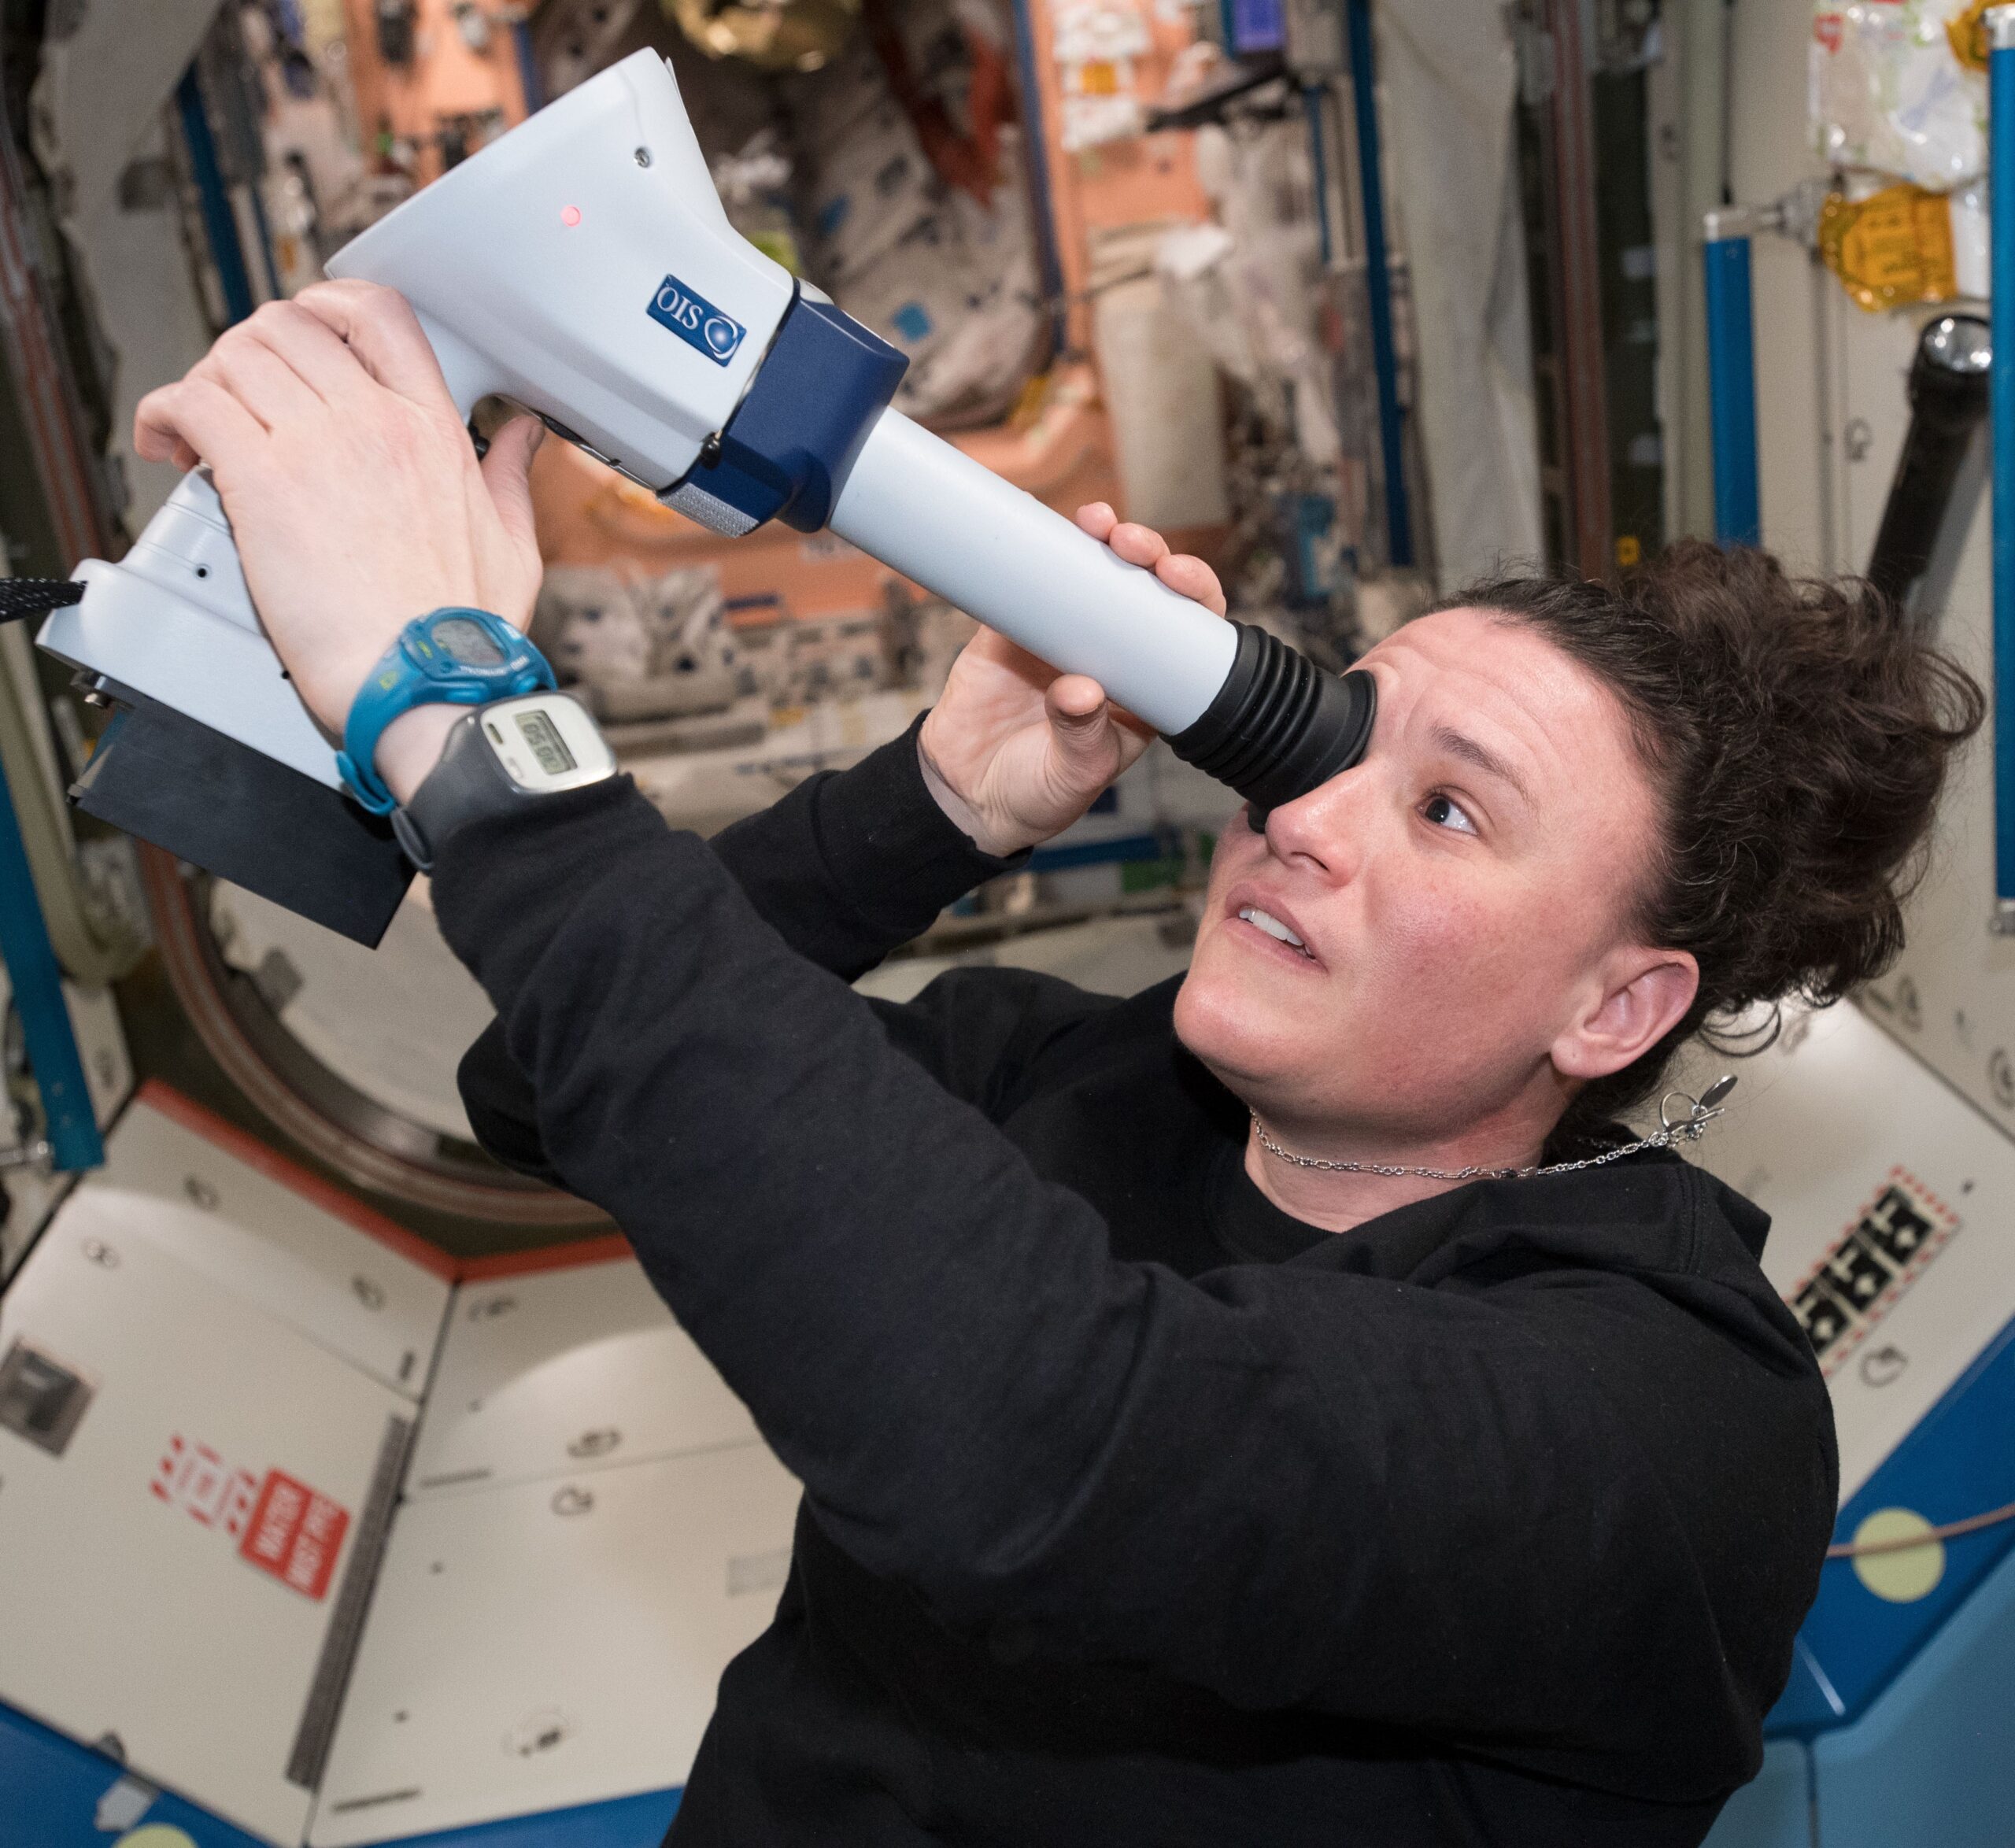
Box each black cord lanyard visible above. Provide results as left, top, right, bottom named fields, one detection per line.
left=0, top=580, right=84, bottom=625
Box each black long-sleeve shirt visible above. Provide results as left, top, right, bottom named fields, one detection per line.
left=437, top=723, right=1837, bottom=1847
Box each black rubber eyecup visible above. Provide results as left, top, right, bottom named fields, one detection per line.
left=1166, top=623, right=1377, bottom=817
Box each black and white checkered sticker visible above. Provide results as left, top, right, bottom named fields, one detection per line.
left=1786, top=1170, right=1959, bottom=1376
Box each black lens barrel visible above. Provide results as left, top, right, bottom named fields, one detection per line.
left=1166, top=623, right=1377, bottom=815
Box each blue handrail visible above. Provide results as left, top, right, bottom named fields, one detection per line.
left=1991, top=8, right=2015, bottom=929
left=1702, top=216, right=1761, bottom=548
left=176, top=65, right=255, bottom=326
left=1344, top=0, right=1414, bottom=569
left=0, top=750, right=102, bottom=1173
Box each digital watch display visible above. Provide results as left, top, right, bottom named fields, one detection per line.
left=432, top=614, right=509, bottom=667
left=513, top=708, right=578, bottom=776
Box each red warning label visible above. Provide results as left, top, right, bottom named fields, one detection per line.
left=238, top=1469, right=349, bottom=1601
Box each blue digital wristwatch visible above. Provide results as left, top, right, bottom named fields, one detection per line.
left=338, top=608, right=556, bottom=815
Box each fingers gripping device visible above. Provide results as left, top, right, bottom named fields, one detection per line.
left=37, top=50, right=1374, bottom=944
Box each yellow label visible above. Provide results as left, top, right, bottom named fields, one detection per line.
left=1850, top=1507, right=1947, bottom=1603
left=1948, top=0, right=1991, bottom=72
left=1614, top=534, right=1643, bottom=568
left=1819, top=184, right=1958, bottom=313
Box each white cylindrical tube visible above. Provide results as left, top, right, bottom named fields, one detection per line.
left=828, top=408, right=1239, bottom=736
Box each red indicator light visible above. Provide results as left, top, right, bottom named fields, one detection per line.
left=560, top=205, right=582, bottom=227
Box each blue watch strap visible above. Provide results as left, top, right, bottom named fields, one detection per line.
left=338, top=608, right=555, bottom=814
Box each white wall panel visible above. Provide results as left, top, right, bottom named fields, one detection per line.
left=1675, top=1002, right=2015, bottom=1502
left=310, top=1441, right=801, bottom=1845
left=408, top=1258, right=758, bottom=1499
left=1727, top=0, right=1832, bottom=571
left=0, top=1208, right=412, bottom=1844
left=57, top=1088, right=453, bottom=1399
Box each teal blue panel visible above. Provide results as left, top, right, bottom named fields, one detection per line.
left=1813, top=1537, right=2015, bottom=1847
left=0, top=1700, right=267, bottom=1846
left=1701, top=1739, right=1811, bottom=1848
left=357, top=1787, right=679, bottom=1846
left=1769, top=1311, right=2015, bottom=1735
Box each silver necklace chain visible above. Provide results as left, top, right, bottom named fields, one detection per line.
left=1251, top=1076, right=1738, bottom=1184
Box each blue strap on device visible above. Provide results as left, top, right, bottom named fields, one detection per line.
left=338, top=608, right=556, bottom=815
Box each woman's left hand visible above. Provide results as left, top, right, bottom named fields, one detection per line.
left=132, top=280, right=546, bottom=745
left=917, top=504, right=1227, bottom=857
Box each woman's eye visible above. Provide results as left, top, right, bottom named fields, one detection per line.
left=1422, top=793, right=1479, bottom=837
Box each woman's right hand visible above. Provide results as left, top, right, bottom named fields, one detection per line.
left=917, top=503, right=1228, bottom=858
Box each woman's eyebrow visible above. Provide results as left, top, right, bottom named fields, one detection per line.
left=1429, top=723, right=1533, bottom=806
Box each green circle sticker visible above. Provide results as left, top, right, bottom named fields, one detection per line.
left=1850, top=1507, right=1946, bottom=1603
left=115, top=1828, right=199, bottom=1848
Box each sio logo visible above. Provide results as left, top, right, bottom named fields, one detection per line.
left=649, top=273, right=745, bottom=366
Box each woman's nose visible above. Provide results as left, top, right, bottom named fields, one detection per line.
left=1256, top=765, right=1369, bottom=879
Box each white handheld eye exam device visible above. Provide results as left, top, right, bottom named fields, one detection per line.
left=34, top=50, right=1374, bottom=944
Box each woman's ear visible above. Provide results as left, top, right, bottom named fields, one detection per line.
left=1551, top=948, right=1699, bottom=1082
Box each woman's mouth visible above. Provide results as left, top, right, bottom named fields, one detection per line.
left=1236, top=904, right=1316, bottom=961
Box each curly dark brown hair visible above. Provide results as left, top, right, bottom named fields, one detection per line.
left=1440, top=539, right=1985, bottom=1136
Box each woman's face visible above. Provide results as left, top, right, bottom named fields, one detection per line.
left=1175, top=606, right=1674, bottom=1144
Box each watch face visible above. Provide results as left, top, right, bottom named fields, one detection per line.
left=513, top=708, right=578, bottom=775
left=477, top=692, right=616, bottom=792
left=432, top=614, right=509, bottom=667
